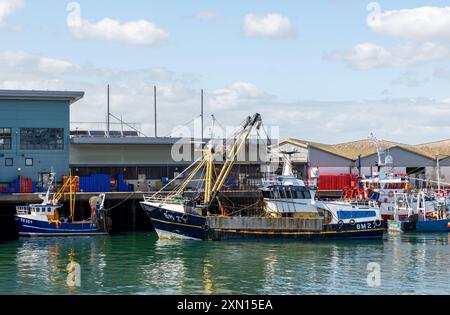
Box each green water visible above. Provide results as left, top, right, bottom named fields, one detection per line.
left=0, top=232, right=449, bottom=295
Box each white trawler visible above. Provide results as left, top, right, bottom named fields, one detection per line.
left=351, top=134, right=434, bottom=222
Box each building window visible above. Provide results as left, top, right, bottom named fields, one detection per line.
left=25, top=158, right=33, bottom=166
left=20, top=128, right=64, bottom=150
left=5, top=158, right=13, bottom=167
left=0, top=128, right=12, bottom=150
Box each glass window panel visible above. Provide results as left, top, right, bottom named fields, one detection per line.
left=20, top=128, right=64, bottom=150
left=5, top=158, right=13, bottom=167
left=0, top=128, right=12, bottom=150
left=273, top=190, right=280, bottom=199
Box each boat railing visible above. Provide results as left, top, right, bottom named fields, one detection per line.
left=143, top=195, right=186, bottom=204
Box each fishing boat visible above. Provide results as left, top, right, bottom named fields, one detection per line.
left=15, top=172, right=110, bottom=237
left=346, top=134, right=434, bottom=222
left=141, top=113, right=384, bottom=241
left=388, top=191, right=450, bottom=233
left=387, top=193, right=413, bottom=233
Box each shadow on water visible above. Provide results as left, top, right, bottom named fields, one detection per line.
left=0, top=232, right=448, bottom=295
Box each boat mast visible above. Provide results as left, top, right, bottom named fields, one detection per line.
left=204, top=146, right=214, bottom=205
left=436, top=154, right=441, bottom=192
left=208, top=113, right=262, bottom=206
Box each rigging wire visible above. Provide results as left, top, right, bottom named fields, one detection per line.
left=164, top=115, right=201, bottom=138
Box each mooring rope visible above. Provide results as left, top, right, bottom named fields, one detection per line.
left=102, top=192, right=138, bottom=213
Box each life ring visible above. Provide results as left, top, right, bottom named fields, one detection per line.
left=374, top=219, right=382, bottom=227
left=349, top=219, right=356, bottom=225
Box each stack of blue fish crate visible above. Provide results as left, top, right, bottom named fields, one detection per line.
left=117, top=175, right=131, bottom=192
left=79, top=174, right=111, bottom=192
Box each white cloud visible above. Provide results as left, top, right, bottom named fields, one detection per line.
left=332, top=6, right=450, bottom=70
left=368, top=6, right=450, bottom=41
left=0, top=50, right=32, bottom=66
left=66, top=3, right=168, bottom=46
left=243, top=13, right=294, bottom=38
left=0, top=51, right=79, bottom=75
left=37, top=57, right=80, bottom=74
left=210, top=82, right=270, bottom=110
left=0, top=0, right=24, bottom=26
left=329, top=42, right=450, bottom=69
left=192, top=11, right=222, bottom=21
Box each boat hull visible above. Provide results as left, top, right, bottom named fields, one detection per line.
left=14, top=215, right=108, bottom=237
left=387, top=219, right=450, bottom=233
left=141, top=203, right=384, bottom=241
left=416, top=219, right=450, bottom=232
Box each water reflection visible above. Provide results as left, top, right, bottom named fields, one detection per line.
left=0, top=233, right=448, bottom=295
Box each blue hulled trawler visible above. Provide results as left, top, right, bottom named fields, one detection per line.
left=388, top=192, right=450, bottom=233
left=15, top=172, right=109, bottom=237
left=141, top=113, right=384, bottom=241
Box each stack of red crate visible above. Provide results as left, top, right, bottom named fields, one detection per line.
left=18, top=176, right=33, bottom=193
left=318, top=174, right=353, bottom=191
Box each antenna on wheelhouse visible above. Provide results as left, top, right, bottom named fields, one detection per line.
left=368, top=133, right=387, bottom=179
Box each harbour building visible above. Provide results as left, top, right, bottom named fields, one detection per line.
left=0, top=90, right=84, bottom=186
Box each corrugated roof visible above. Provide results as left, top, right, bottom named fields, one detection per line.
left=414, top=139, right=450, bottom=158
left=334, top=139, right=435, bottom=160
left=0, top=89, right=84, bottom=104
left=282, top=138, right=445, bottom=161
left=283, top=138, right=354, bottom=160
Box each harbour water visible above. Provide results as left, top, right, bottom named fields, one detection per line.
left=0, top=232, right=449, bottom=295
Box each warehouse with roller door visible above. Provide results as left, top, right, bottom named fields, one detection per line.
left=278, top=138, right=450, bottom=190
left=69, top=135, right=267, bottom=192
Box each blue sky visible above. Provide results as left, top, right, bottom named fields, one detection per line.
left=1, top=0, right=450, bottom=143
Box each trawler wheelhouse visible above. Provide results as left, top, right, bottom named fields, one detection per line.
left=261, top=184, right=312, bottom=200
left=16, top=204, right=62, bottom=216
